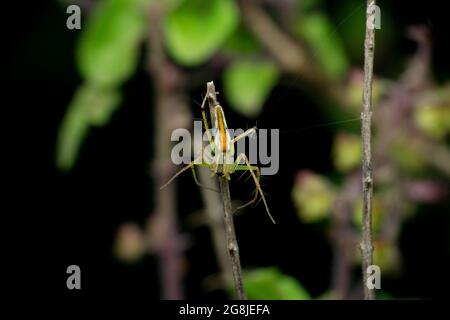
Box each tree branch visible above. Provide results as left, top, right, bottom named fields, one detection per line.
left=360, top=0, right=376, bottom=300
left=238, top=0, right=347, bottom=105
left=197, top=168, right=234, bottom=288
left=206, top=82, right=247, bottom=300
left=147, top=3, right=188, bottom=299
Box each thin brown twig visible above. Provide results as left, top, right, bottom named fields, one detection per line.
left=238, top=0, right=347, bottom=105
left=206, top=82, right=247, bottom=300
left=197, top=167, right=234, bottom=287
left=360, top=0, right=376, bottom=300
left=147, top=3, right=187, bottom=299
left=219, top=178, right=247, bottom=300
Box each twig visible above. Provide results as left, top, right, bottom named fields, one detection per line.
left=206, top=82, right=247, bottom=300
left=219, top=178, right=247, bottom=300
left=238, top=0, right=347, bottom=105
left=147, top=3, right=187, bottom=299
left=360, top=0, right=376, bottom=300
left=197, top=168, right=234, bottom=287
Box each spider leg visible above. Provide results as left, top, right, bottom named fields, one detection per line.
left=200, top=92, right=214, bottom=147
left=160, top=155, right=203, bottom=190
left=231, top=127, right=256, bottom=145
left=233, top=164, right=260, bottom=213
left=191, top=166, right=219, bottom=193
left=231, top=153, right=276, bottom=224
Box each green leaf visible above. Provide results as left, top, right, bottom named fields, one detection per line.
left=223, top=60, right=279, bottom=117
left=77, top=0, right=149, bottom=88
left=164, top=0, right=238, bottom=66
left=332, top=132, right=361, bottom=172
left=292, top=171, right=335, bottom=223
left=390, top=141, right=426, bottom=174
left=244, top=267, right=310, bottom=300
left=298, top=0, right=323, bottom=11
left=56, top=84, right=121, bottom=171
left=296, top=13, right=349, bottom=80
left=414, top=105, right=450, bottom=140
left=223, top=25, right=262, bottom=55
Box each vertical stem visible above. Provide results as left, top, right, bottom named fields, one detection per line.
left=361, top=0, right=376, bottom=300
left=218, top=177, right=247, bottom=300
left=197, top=168, right=233, bottom=287
left=206, top=82, right=246, bottom=300
left=147, top=3, right=186, bottom=299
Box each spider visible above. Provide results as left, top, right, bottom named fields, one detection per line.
left=161, top=90, right=275, bottom=224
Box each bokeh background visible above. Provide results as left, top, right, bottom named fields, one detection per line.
left=12, top=0, right=449, bottom=299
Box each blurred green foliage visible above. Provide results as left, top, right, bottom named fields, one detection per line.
left=223, top=60, right=279, bottom=118
left=415, top=105, right=450, bottom=139
left=414, top=87, right=450, bottom=140
left=57, top=0, right=149, bottom=170
left=57, top=0, right=381, bottom=171
left=333, top=132, right=361, bottom=172
left=243, top=267, right=310, bottom=300
left=296, top=12, right=349, bottom=80
left=292, top=171, right=336, bottom=223
left=390, top=141, right=426, bottom=174
left=56, top=84, right=121, bottom=170
left=77, top=0, right=149, bottom=87
left=164, top=0, right=238, bottom=66
left=222, top=24, right=262, bottom=54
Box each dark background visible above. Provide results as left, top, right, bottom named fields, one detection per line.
left=10, top=0, right=449, bottom=300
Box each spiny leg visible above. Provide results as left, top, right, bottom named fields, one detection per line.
left=231, top=153, right=276, bottom=224
left=231, top=155, right=260, bottom=210
left=190, top=166, right=219, bottom=193
left=199, top=92, right=214, bottom=147
left=160, top=155, right=203, bottom=190
left=199, top=93, right=222, bottom=170
left=231, top=127, right=256, bottom=145
left=236, top=169, right=249, bottom=181
left=234, top=167, right=260, bottom=213
left=229, top=126, right=256, bottom=183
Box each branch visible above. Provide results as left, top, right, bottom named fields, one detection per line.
left=206, top=82, right=247, bottom=300
left=197, top=168, right=234, bottom=287
left=147, top=3, right=187, bottom=299
left=360, top=0, right=376, bottom=300
left=238, top=0, right=347, bottom=105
